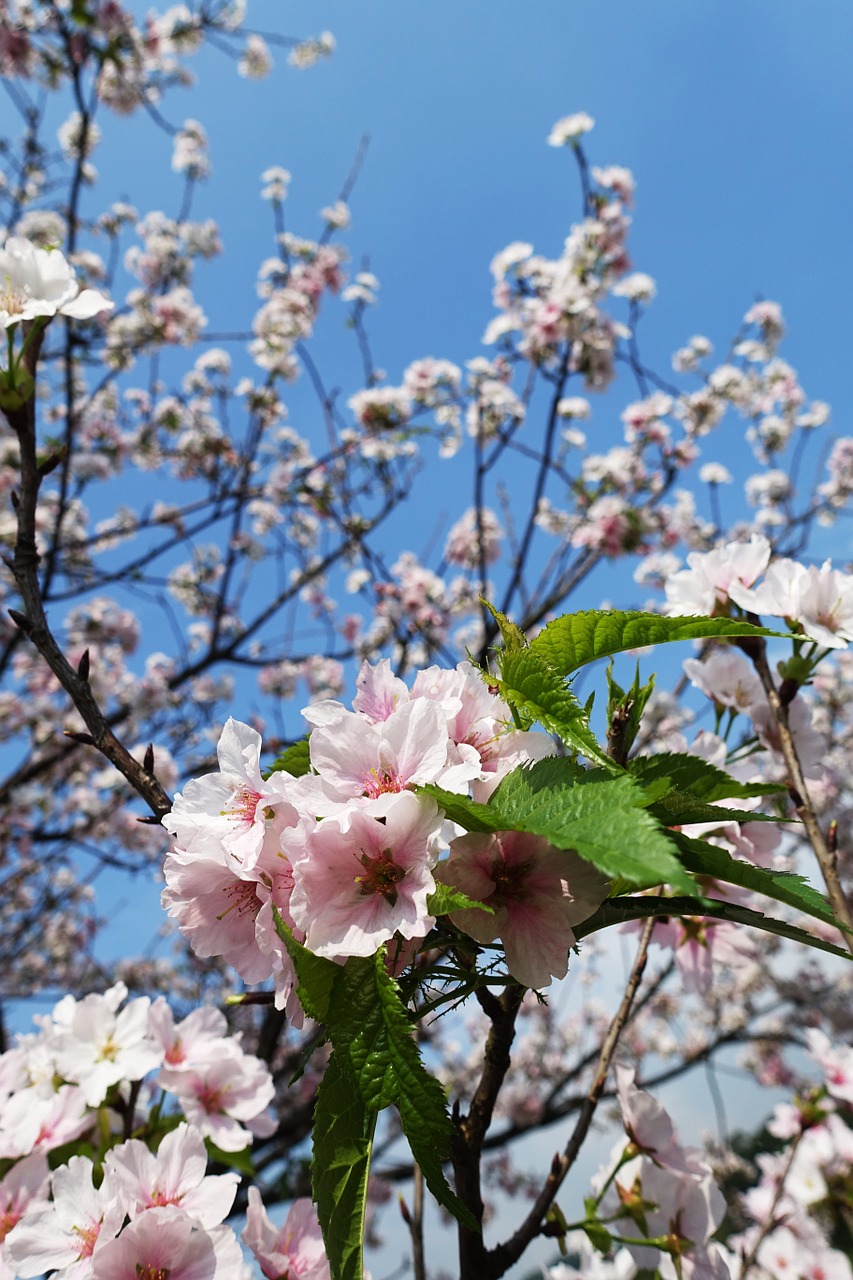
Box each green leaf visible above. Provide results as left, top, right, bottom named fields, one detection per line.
left=372, top=954, right=477, bottom=1227
left=629, top=752, right=785, bottom=804
left=488, top=760, right=696, bottom=894
left=647, top=791, right=785, bottom=828
left=325, top=953, right=476, bottom=1229
left=264, top=735, right=312, bottom=780
left=483, top=600, right=528, bottom=652
left=273, top=908, right=338, bottom=1023
left=530, top=610, right=784, bottom=675
left=574, top=894, right=853, bottom=961
left=312, top=1051, right=375, bottom=1280
left=428, top=882, right=493, bottom=916
left=671, top=831, right=849, bottom=934
left=496, top=649, right=618, bottom=771
left=583, top=1220, right=614, bottom=1253
left=416, top=784, right=507, bottom=833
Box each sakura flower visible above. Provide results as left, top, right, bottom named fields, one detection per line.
left=805, top=1028, right=853, bottom=1105
left=50, top=983, right=162, bottom=1107
left=90, top=1206, right=220, bottom=1280
left=5, top=1155, right=124, bottom=1279
left=665, top=534, right=772, bottom=616
left=104, top=1124, right=238, bottom=1227
left=0, top=236, right=113, bottom=328
left=307, top=696, right=479, bottom=804
left=440, top=830, right=608, bottom=988
left=547, top=112, right=595, bottom=146
left=290, top=792, right=443, bottom=958
left=163, top=717, right=299, bottom=875
left=168, top=1048, right=276, bottom=1152
left=0, top=1154, right=50, bottom=1280
left=614, top=1063, right=695, bottom=1172
left=242, top=1189, right=330, bottom=1280
left=682, top=650, right=763, bottom=712
left=148, top=999, right=229, bottom=1072
left=795, top=562, right=853, bottom=648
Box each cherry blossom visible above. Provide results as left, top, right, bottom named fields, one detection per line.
left=0, top=236, right=113, bottom=329
left=242, top=1189, right=330, bottom=1280
left=440, top=830, right=608, bottom=988
left=289, top=792, right=443, bottom=958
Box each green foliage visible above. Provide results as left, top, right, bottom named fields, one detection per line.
left=529, top=610, right=782, bottom=675
left=273, top=913, right=475, bottom=1280
left=671, top=831, right=847, bottom=934
left=312, top=1053, right=375, bottom=1280
left=605, top=662, right=656, bottom=765
left=428, top=882, right=493, bottom=916
left=496, top=649, right=617, bottom=770
left=488, top=759, right=696, bottom=894
left=264, top=736, right=312, bottom=779
left=204, top=1139, right=255, bottom=1177
left=629, top=752, right=785, bottom=803
left=574, top=894, right=853, bottom=961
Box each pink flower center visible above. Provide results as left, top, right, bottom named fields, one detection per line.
left=195, top=1081, right=227, bottom=1114
left=354, top=847, right=405, bottom=905
left=72, top=1221, right=100, bottom=1259
left=216, top=879, right=260, bottom=923
left=0, top=1210, right=20, bottom=1243
left=222, top=785, right=263, bottom=830
left=165, top=1036, right=185, bottom=1066
left=489, top=857, right=531, bottom=905
left=362, top=767, right=404, bottom=798
left=135, top=1267, right=170, bottom=1279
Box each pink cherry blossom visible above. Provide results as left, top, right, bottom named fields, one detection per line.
left=163, top=717, right=299, bottom=875
left=5, top=1155, right=125, bottom=1279
left=104, top=1123, right=238, bottom=1227
left=0, top=1154, right=50, bottom=1280
left=242, top=1189, right=330, bottom=1280
left=440, top=830, right=608, bottom=988
left=290, top=792, right=443, bottom=957
left=89, top=1206, right=220, bottom=1280
left=166, top=1047, right=276, bottom=1152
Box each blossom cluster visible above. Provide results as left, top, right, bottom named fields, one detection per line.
left=162, top=658, right=609, bottom=997
left=0, top=982, right=330, bottom=1279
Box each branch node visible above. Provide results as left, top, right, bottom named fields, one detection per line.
left=77, top=648, right=90, bottom=682
left=64, top=730, right=96, bottom=746
left=8, top=608, right=33, bottom=635
left=143, top=742, right=155, bottom=774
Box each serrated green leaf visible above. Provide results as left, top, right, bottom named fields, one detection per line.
left=324, top=952, right=477, bottom=1229
left=670, top=831, right=849, bottom=934
left=428, top=882, right=493, bottom=916
left=574, top=894, right=853, bottom=960
left=416, top=783, right=506, bottom=833
left=531, top=610, right=784, bottom=675
left=312, top=1051, right=375, bottom=1280
left=497, top=649, right=618, bottom=771
left=647, top=790, right=785, bottom=827
left=263, top=735, right=312, bottom=780
left=274, top=907, right=338, bottom=1023
left=371, top=954, right=477, bottom=1228
left=488, top=760, right=695, bottom=893
left=630, top=752, right=785, bottom=803
left=483, top=600, right=528, bottom=652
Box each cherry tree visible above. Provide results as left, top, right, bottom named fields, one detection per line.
left=1, top=5, right=853, bottom=1280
